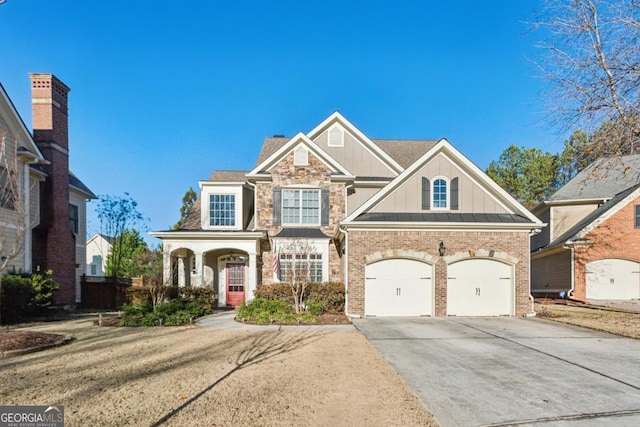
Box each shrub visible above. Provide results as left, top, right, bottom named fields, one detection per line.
left=237, top=298, right=294, bottom=324
left=253, top=282, right=345, bottom=315
left=178, top=287, right=216, bottom=313
left=122, top=300, right=152, bottom=317
left=254, top=283, right=294, bottom=304
left=125, top=287, right=152, bottom=305
left=28, top=269, right=59, bottom=314
left=308, top=282, right=345, bottom=314
left=1, top=275, right=34, bottom=323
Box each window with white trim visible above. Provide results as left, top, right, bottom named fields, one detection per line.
left=635, top=205, right=640, bottom=228
left=432, top=177, right=449, bottom=209
left=280, top=253, right=323, bottom=283
left=282, top=189, right=320, bottom=225
left=0, top=166, right=16, bottom=211
left=209, top=194, right=235, bottom=226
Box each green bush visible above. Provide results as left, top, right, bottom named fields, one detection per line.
left=29, top=269, right=59, bottom=313
left=254, top=282, right=345, bottom=314
left=1, top=275, right=34, bottom=323
left=124, top=287, right=152, bottom=305
left=306, top=299, right=323, bottom=316
left=308, top=282, right=345, bottom=314
left=0, top=271, right=62, bottom=323
left=236, top=298, right=294, bottom=324
left=121, top=300, right=152, bottom=316
left=254, top=283, right=294, bottom=304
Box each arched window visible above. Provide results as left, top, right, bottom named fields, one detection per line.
left=432, top=177, right=448, bottom=209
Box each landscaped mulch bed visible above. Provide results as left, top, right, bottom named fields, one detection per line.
left=0, top=330, right=67, bottom=354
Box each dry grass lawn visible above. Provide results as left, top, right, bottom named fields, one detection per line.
left=0, top=319, right=436, bottom=426
left=535, top=302, right=640, bottom=339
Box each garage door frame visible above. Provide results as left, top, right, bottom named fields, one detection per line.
left=364, top=258, right=434, bottom=317
left=586, top=258, right=640, bottom=300
left=446, top=258, right=515, bottom=316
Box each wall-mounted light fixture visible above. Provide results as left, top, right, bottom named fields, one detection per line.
left=439, top=241, right=447, bottom=256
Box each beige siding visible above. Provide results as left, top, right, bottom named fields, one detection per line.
left=531, top=208, right=550, bottom=250
left=347, top=186, right=382, bottom=215
left=372, top=153, right=509, bottom=214
left=551, top=204, right=599, bottom=240
left=313, top=129, right=396, bottom=177
left=531, top=250, right=572, bottom=296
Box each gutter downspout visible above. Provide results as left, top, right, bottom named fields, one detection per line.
left=23, top=161, right=31, bottom=273
left=337, top=226, right=360, bottom=319
left=565, top=244, right=576, bottom=300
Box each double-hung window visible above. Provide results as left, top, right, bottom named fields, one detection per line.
left=279, top=253, right=323, bottom=283
left=635, top=205, right=640, bottom=229
left=282, top=189, right=319, bottom=225
left=209, top=194, right=235, bottom=226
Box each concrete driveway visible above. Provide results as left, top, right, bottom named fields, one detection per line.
left=353, top=317, right=640, bottom=427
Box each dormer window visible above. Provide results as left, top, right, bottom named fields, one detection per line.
left=209, top=194, right=235, bottom=226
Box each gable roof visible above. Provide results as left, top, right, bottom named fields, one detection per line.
left=307, top=112, right=404, bottom=174
left=549, top=154, right=640, bottom=202
left=372, top=139, right=439, bottom=169
left=345, top=138, right=543, bottom=226
left=0, top=82, right=47, bottom=163
left=208, top=170, right=249, bottom=182
left=70, top=171, right=97, bottom=199
left=248, top=132, right=353, bottom=177
left=534, top=183, right=640, bottom=252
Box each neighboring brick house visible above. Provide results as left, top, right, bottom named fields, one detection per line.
left=531, top=155, right=640, bottom=300
left=152, top=112, right=543, bottom=316
left=0, top=74, right=95, bottom=306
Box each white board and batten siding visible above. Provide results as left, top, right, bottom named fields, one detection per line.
left=586, top=259, right=640, bottom=300
left=447, top=259, right=513, bottom=316
left=364, top=259, right=434, bottom=317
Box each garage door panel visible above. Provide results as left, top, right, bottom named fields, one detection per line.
left=447, top=259, right=513, bottom=316
left=365, top=259, right=433, bottom=317
left=586, top=259, right=640, bottom=300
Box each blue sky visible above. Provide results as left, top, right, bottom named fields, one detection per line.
left=0, top=0, right=561, bottom=243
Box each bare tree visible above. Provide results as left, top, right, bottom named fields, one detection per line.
left=530, top=0, right=640, bottom=157
left=0, top=130, right=28, bottom=325
left=134, top=245, right=171, bottom=311
left=279, top=238, right=316, bottom=314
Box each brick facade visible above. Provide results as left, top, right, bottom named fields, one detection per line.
left=346, top=230, right=532, bottom=316
left=255, top=150, right=345, bottom=286
left=570, top=195, right=640, bottom=300
left=29, top=74, right=76, bottom=306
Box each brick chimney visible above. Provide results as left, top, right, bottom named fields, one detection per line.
left=29, top=73, right=76, bottom=306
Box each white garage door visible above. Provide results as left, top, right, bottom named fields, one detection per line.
left=364, top=259, right=433, bottom=317
left=586, top=259, right=640, bottom=300
left=447, top=259, right=513, bottom=316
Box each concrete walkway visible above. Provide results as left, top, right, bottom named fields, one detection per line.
left=196, top=311, right=355, bottom=332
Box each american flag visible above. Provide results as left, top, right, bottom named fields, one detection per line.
left=272, top=240, right=280, bottom=280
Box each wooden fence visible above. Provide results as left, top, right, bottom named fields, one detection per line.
left=80, top=275, right=131, bottom=309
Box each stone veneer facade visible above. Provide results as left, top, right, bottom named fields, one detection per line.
left=254, top=150, right=346, bottom=286
left=346, top=229, right=533, bottom=316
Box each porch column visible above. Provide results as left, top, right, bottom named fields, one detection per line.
left=163, top=250, right=171, bottom=286
left=194, top=251, right=204, bottom=287
left=247, top=252, right=257, bottom=302
left=177, top=257, right=186, bottom=288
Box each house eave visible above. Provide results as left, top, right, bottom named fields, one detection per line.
left=149, top=230, right=266, bottom=240
left=341, top=221, right=544, bottom=231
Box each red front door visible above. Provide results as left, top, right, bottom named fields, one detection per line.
left=226, top=263, right=245, bottom=306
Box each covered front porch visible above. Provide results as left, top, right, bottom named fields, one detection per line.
left=151, top=231, right=264, bottom=308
